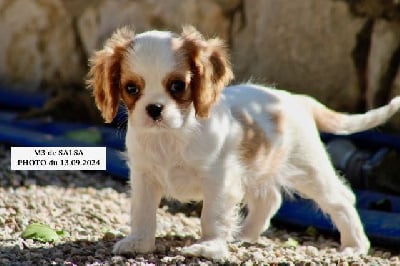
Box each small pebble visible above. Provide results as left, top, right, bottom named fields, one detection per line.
left=102, top=231, right=117, bottom=241
left=382, top=251, right=392, bottom=259
left=305, top=245, right=319, bottom=257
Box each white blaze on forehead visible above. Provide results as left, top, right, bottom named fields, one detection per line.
left=128, top=31, right=178, bottom=91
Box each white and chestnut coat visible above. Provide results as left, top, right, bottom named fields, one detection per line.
left=87, top=26, right=400, bottom=259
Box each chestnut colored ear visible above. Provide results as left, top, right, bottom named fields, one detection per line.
left=86, top=27, right=134, bottom=123
left=181, top=26, right=234, bottom=118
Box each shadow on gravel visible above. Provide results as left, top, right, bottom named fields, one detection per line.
left=1, top=168, right=129, bottom=193
left=0, top=236, right=200, bottom=265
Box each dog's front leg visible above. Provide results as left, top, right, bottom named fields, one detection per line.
left=113, top=171, right=163, bottom=255
left=181, top=164, right=242, bottom=259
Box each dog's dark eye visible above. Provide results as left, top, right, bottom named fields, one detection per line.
left=168, top=80, right=186, bottom=96
left=126, top=83, right=140, bottom=95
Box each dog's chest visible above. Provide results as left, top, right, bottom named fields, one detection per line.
left=150, top=152, right=204, bottom=201
left=165, top=164, right=203, bottom=201
left=128, top=131, right=207, bottom=201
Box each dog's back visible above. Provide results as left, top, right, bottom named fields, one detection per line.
left=224, top=84, right=400, bottom=136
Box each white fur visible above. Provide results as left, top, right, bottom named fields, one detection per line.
left=89, top=28, right=400, bottom=259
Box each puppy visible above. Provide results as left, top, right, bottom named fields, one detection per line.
left=87, top=26, right=400, bottom=259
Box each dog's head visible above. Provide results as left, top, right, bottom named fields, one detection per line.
left=87, top=26, right=233, bottom=129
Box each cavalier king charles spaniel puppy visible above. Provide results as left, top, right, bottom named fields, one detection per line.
left=87, top=26, right=400, bottom=259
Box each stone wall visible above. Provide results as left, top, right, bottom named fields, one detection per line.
left=1, top=0, right=400, bottom=119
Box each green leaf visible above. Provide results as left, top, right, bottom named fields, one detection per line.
left=56, top=230, right=66, bottom=237
left=282, top=237, right=299, bottom=248
left=21, top=223, right=64, bottom=243
left=64, top=128, right=102, bottom=144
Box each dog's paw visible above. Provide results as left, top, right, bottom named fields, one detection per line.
left=340, top=245, right=369, bottom=256
left=340, top=236, right=370, bottom=256
left=180, top=239, right=229, bottom=259
left=236, top=231, right=259, bottom=243
left=113, top=235, right=155, bottom=255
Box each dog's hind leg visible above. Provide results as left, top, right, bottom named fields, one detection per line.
left=290, top=155, right=370, bottom=255
left=237, top=185, right=282, bottom=242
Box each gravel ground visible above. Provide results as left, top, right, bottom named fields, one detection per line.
left=1, top=144, right=399, bottom=265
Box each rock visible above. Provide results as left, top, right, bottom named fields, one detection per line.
left=369, top=20, right=400, bottom=131
left=0, top=0, right=83, bottom=91
left=341, top=0, right=400, bottom=20
left=214, top=0, right=242, bottom=13
left=77, top=0, right=229, bottom=57
left=102, top=231, right=118, bottom=241
left=387, top=47, right=400, bottom=130
left=1, top=0, right=400, bottom=122
left=77, top=0, right=153, bottom=57
left=150, top=0, right=229, bottom=39
left=391, top=67, right=400, bottom=102
left=304, top=245, right=320, bottom=257
left=231, top=0, right=366, bottom=111
left=366, top=20, right=400, bottom=108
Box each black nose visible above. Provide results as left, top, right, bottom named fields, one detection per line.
left=146, top=103, right=164, bottom=121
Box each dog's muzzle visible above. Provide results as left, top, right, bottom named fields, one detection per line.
left=146, top=103, right=164, bottom=121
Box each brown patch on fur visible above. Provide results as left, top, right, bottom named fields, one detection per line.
left=179, top=26, right=234, bottom=118
left=86, top=26, right=134, bottom=123
left=234, top=110, right=272, bottom=165
left=233, top=108, right=286, bottom=175
left=120, top=71, right=145, bottom=112
left=162, top=71, right=192, bottom=106
left=269, top=109, right=285, bottom=134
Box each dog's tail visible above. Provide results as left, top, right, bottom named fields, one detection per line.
left=304, top=96, right=400, bottom=134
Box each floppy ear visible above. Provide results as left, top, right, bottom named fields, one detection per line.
left=86, top=27, right=134, bottom=123
left=181, top=26, right=234, bottom=118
